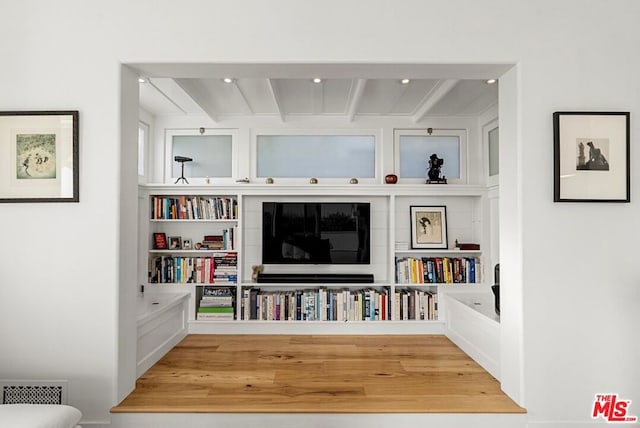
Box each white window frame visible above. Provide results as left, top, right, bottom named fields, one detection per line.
left=164, top=128, right=239, bottom=185
left=251, top=129, right=381, bottom=185
left=393, top=129, right=468, bottom=184
left=483, top=119, right=499, bottom=187
left=138, top=121, right=150, bottom=183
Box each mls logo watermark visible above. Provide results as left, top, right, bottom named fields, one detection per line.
left=592, top=394, right=637, bottom=423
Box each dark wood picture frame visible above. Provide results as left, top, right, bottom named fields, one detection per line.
left=0, top=111, right=79, bottom=203
left=553, top=111, right=630, bottom=202
left=410, top=205, right=448, bottom=249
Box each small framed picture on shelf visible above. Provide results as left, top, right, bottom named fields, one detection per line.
left=410, top=205, right=448, bottom=249
left=153, top=232, right=168, bottom=249
left=182, top=239, right=192, bottom=250
left=168, top=236, right=182, bottom=250
left=553, top=111, right=630, bottom=202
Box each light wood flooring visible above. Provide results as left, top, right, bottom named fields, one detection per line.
left=112, top=334, right=525, bottom=414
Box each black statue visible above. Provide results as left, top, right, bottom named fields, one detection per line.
left=427, top=153, right=447, bottom=184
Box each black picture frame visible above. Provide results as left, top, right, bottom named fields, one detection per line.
left=553, top=111, right=630, bottom=202
left=0, top=111, right=79, bottom=203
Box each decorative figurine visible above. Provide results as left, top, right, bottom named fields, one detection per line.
left=426, top=153, right=447, bottom=184
left=384, top=174, right=398, bottom=184
left=310, top=177, right=318, bottom=184
left=350, top=178, right=359, bottom=184
left=265, top=177, right=274, bottom=184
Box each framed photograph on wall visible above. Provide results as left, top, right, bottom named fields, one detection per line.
left=0, top=111, right=79, bottom=203
left=553, top=112, right=630, bottom=202
left=410, top=205, right=448, bottom=249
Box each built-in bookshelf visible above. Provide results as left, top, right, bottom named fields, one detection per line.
left=140, top=185, right=488, bottom=332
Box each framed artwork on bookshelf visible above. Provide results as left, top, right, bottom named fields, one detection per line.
left=410, top=205, right=448, bottom=249
left=168, top=236, right=182, bottom=250
left=182, top=239, right=192, bottom=250
left=153, top=232, right=168, bottom=249
left=553, top=111, right=630, bottom=202
left=0, top=111, right=79, bottom=203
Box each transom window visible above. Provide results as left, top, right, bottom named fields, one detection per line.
left=394, top=129, right=467, bottom=184
left=255, top=132, right=378, bottom=182
left=165, top=129, right=238, bottom=184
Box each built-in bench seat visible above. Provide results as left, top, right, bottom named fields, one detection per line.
left=136, top=291, right=189, bottom=377
left=443, top=292, right=500, bottom=379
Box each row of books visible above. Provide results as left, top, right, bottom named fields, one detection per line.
left=239, top=288, right=438, bottom=321
left=395, top=256, right=482, bottom=284
left=148, top=253, right=238, bottom=284
left=396, top=289, right=437, bottom=321
left=196, top=286, right=235, bottom=320
left=151, top=196, right=238, bottom=220
left=241, top=288, right=387, bottom=321
left=201, top=228, right=236, bottom=251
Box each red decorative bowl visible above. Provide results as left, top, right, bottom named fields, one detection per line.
left=385, top=174, right=398, bottom=184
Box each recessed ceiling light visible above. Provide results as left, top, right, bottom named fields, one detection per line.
left=486, top=79, right=497, bottom=84
left=400, top=78, right=411, bottom=85
left=312, top=78, right=323, bottom=84
left=138, top=77, right=146, bottom=83
left=223, top=77, right=234, bottom=84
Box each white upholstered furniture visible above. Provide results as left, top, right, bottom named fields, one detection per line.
left=0, top=404, right=81, bottom=428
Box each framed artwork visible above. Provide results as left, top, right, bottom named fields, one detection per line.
left=410, top=205, right=448, bottom=249
left=153, top=232, right=168, bottom=250
left=182, top=239, right=192, bottom=250
left=168, top=236, right=182, bottom=250
left=553, top=112, right=630, bottom=202
left=0, top=111, right=79, bottom=202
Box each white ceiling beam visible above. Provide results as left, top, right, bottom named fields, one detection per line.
left=147, top=79, right=189, bottom=115
left=174, top=79, right=219, bottom=122
left=412, top=79, right=459, bottom=123
left=232, top=81, right=254, bottom=114
left=266, top=78, right=285, bottom=122
left=346, top=78, right=367, bottom=122
left=311, top=81, right=324, bottom=115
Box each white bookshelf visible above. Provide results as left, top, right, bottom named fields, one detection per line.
left=139, top=184, right=489, bottom=333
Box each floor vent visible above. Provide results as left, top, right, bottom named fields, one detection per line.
left=0, top=380, right=68, bottom=405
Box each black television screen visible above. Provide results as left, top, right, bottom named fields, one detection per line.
left=262, top=202, right=370, bottom=264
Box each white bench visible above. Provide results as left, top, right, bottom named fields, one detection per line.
left=443, top=292, right=501, bottom=379
left=0, top=404, right=81, bottom=428
left=136, top=291, right=190, bottom=377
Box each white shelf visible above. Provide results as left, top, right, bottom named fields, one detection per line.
left=395, top=249, right=481, bottom=255
left=150, top=218, right=237, bottom=223
left=147, top=282, right=238, bottom=286
left=149, top=249, right=236, bottom=254
left=142, top=183, right=487, bottom=197
left=395, top=282, right=483, bottom=287
left=239, top=281, right=391, bottom=288
left=188, top=319, right=446, bottom=334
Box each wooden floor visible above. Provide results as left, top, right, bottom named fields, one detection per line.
left=112, top=335, right=525, bottom=414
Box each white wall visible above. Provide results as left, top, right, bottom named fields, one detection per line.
left=0, top=1, right=638, bottom=426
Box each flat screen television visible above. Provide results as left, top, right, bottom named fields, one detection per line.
left=262, top=202, right=370, bottom=264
